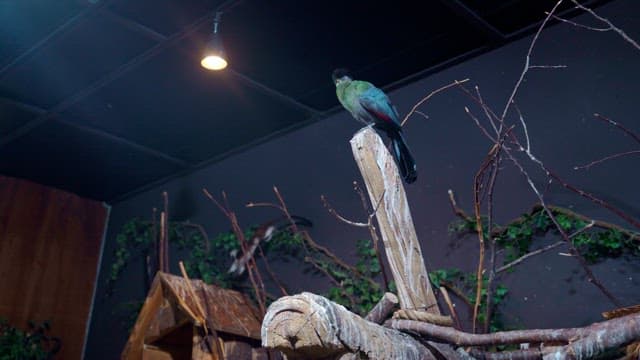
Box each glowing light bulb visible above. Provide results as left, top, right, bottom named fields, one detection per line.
left=201, top=54, right=228, bottom=70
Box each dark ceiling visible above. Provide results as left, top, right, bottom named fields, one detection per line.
left=0, top=0, right=612, bottom=203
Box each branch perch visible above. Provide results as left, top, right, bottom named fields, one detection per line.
left=262, top=292, right=453, bottom=360
left=350, top=127, right=439, bottom=313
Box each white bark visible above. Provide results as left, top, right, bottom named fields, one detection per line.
left=261, top=293, right=439, bottom=360
left=350, top=127, right=438, bottom=312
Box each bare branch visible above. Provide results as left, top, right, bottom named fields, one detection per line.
left=496, top=241, right=565, bottom=274
left=321, top=194, right=368, bottom=227
left=529, top=64, right=567, bottom=69
left=551, top=13, right=611, bottom=31
left=594, top=113, right=640, bottom=144
left=500, top=0, right=564, bottom=123
left=465, top=106, right=497, bottom=142
left=574, top=150, right=640, bottom=170
left=393, top=311, right=640, bottom=355
left=571, top=0, right=640, bottom=51
left=401, top=78, right=470, bottom=126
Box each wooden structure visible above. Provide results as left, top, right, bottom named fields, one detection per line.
left=122, top=272, right=280, bottom=359
left=0, top=175, right=108, bottom=359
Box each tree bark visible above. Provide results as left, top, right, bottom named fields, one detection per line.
left=261, top=292, right=449, bottom=360
left=392, top=312, right=640, bottom=359
left=350, top=127, right=439, bottom=313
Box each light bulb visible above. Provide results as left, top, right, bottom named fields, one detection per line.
left=201, top=54, right=228, bottom=70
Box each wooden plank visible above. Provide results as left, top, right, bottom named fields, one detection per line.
left=350, top=128, right=439, bottom=313
left=142, top=345, right=191, bottom=360
left=223, top=338, right=252, bottom=359
left=122, top=275, right=165, bottom=359
left=160, top=273, right=263, bottom=339
left=0, top=175, right=108, bottom=359
left=142, top=347, right=174, bottom=360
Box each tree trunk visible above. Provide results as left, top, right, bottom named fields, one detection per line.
left=261, top=292, right=460, bottom=359
left=350, top=127, right=439, bottom=313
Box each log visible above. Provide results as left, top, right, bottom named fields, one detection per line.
left=261, top=292, right=445, bottom=360
left=365, top=292, right=399, bottom=324
left=350, top=127, right=439, bottom=313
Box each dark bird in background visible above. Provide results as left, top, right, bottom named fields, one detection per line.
left=228, top=215, right=312, bottom=276
left=333, top=68, right=417, bottom=184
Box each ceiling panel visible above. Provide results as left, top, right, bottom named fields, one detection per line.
left=298, top=31, right=486, bottom=111
left=220, top=0, right=478, bottom=111
left=0, top=99, right=40, bottom=137
left=0, top=12, right=157, bottom=108
left=459, top=0, right=589, bottom=34
left=62, top=39, right=312, bottom=164
left=0, top=0, right=85, bottom=67
left=0, top=0, right=617, bottom=201
left=0, top=119, right=184, bottom=201
left=108, top=0, right=222, bottom=37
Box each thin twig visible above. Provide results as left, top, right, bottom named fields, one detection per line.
left=321, top=187, right=390, bottom=289
left=529, top=64, right=567, bottom=69
left=441, top=281, right=473, bottom=309
left=263, top=187, right=380, bottom=289
left=500, top=0, right=564, bottom=123
left=465, top=106, right=497, bottom=142
left=502, top=148, right=622, bottom=307
left=401, top=79, right=470, bottom=126
left=472, top=151, right=491, bottom=332
left=574, top=150, right=640, bottom=170
left=571, top=0, right=640, bottom=51
left=257, top=245, right=289, bottom=297
left=246, top=201, right=286, bottom=213
left=496, top=241, right=565, bottom=274
left=475, top=85, right=499, bottom=135
left=162, top=192, right=170, bottom=273
left=496, top=219, right=593, bottom=274
left=202, top=188, right=267, bottom=314
left=483, top=157, right=501, bottom=333
left=461, top=85, right=640, bottom=231
left=551, top=13, right=611, bottom=31
left=593, top=113, right=640, bottom=144
left=439, top=286, right=461, bottom=330
left=179, top=261, right=208, bottom=330
left=320, top=195, right=368, bottom=227
left=355, top=182, right=391, bottom=290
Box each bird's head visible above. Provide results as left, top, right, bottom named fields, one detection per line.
left=332, top=68, right=352, bottom=86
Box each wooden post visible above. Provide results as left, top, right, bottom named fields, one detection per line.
left=350, top=127, right=439, bottom=313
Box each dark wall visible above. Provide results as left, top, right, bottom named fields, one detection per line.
left=86, top=0, right=640, bottom=357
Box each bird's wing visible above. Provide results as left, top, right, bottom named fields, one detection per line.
left=359, top=86, right=401, bottom=129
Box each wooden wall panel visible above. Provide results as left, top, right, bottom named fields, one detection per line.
left=0, top=175, right=108, bottom=359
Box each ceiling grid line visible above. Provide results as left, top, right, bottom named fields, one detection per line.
left=0, top=9, right=220, bottom=149
left=0, top=0, right=118, bottom=80
left=438, top=0, right=506, bottom=42
left=0, top=96, right=189, bottom=168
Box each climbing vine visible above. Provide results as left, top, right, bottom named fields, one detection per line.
left=449, top=204, right=640, bottom=267
left=0, top=319, right=60, bottom=360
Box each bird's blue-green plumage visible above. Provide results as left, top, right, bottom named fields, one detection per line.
left=333, top=70, right=417, bottom=183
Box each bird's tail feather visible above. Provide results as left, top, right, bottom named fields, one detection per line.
left=390, top=132, right=417, bottom=184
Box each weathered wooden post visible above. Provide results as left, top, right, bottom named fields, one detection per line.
left=261, top=127, right=452, bottom=359
left=350, top=127, right=439, bottom=313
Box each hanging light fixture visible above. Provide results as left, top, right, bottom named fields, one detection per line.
left=201, top=11, right=228, bottom=70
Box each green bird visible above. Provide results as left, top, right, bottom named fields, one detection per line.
left=332, top=68, right=417, bottom=183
